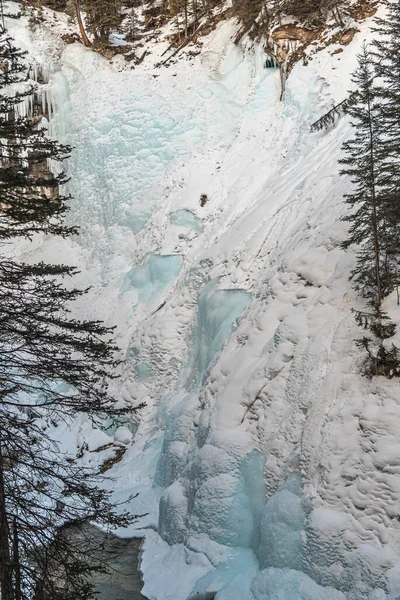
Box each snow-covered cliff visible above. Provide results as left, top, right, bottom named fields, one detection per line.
left=9, top=3, right=400, bottom=598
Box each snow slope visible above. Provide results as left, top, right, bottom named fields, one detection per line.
left=7, top=4, right=400, bottom=599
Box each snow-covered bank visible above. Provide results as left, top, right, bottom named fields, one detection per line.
left=8, top=3, right=400, bottom=599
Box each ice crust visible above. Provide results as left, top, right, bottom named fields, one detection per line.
left=184, top=281, right=251, bottom=387
left=8, top=6, right=400, bottom=600
left=170, top=209, right=204, bottom=233
left=258, top=474, right=305, bottom=572
left=121, top=254, right=183, bottom=307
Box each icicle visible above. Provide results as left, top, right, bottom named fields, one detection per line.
left=14, top=93, right=34, bottom=120
left=265, top=53, right=277, bottom=69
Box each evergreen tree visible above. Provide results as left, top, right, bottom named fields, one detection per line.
left=340, top=44, right=386, bottom=307
left=123, top=9, right=138, bottom=41
left=232, top=0, right=264, bottom=31
left=273, top=0, right=349, bottom=27
left=340, top=43, right=400, bottom=375
left=0, top=27, right=76, bottom=240
left=373, top=0, right=400, bottom=290
left=0, top=24, right=140, bottom=599
left=168, top=0, right=199, bottom=41
left=84, top=0, right=122, bottom=44
left=0, top=400, right=133, bottom=600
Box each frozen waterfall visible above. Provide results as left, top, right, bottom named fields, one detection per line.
left=8, top=7, right=400, bottom=600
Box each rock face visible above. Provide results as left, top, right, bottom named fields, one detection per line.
left=68, top=524, right=145, bottom=600
left=263, top=25, right=318, bottom=91
left=260, top=0, right=375, bottom=86
left=271, top=25, right=322, bottom=43
left=265, top=22, right=362, bottom=90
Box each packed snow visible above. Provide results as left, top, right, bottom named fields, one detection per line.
left=7, top=2, right=400, bottom=599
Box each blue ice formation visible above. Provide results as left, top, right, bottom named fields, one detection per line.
left=259, top=473, right=305, bottom=572
left=192, top=547, right=259, bottom=599
left=57, top=49, right=242, bottom=265
left=154, top=280, right=264, bottom=597
left=182, top=471, right=394, bottom=600
left=244, top=474, right=346, bottom=599
left=188, top=442, right=266, bottom=548
left=154, top=390, right=198, bottom=489
left=170, top=209, right=204, bottom=233
left=246, top=68, right=281, bottom=113
left=157, top=431, right=266, bottom=549
left=134, top=362, right=153, bottom=381
left=155, top=280, right=251, bottom=495
left=185, top=281, right=251, bottom=387
left=121, top=254, right=182, bottom=306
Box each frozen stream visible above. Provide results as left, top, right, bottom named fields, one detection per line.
left=8, top=6, right=400, bottom=600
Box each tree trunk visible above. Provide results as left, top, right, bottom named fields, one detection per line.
left=193, top=0, right=197, bottom=32
left=0, top=446, right=13, bottom=600
left=176, top=12, right=181, bottom=42
left=184, top=0, right=188, bottom=38
left=13, top=518, right=22, bottom=600
left=73, top=0, right=92, bottom=47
